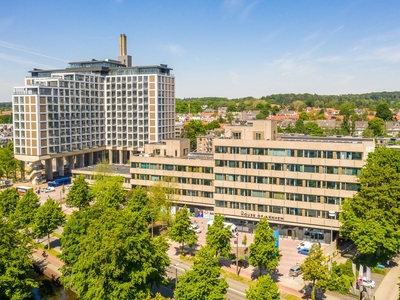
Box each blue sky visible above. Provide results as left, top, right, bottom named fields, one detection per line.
left=1, top=0, right=400, bottom=101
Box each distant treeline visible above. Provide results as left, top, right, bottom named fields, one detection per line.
left=0, top=102, right=12, bottom=110
left=176, top=92, right=400, bottom=114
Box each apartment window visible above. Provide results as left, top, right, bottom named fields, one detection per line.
left=270, top=192, right=285, bottom=200
left=192, top=178, right=201, bottom=185
left=229, top=161, right=239, bottom=168
left=286, top=208, right=302, bottom=216
left=240, top=189, right=251, bottom=197
left=253, top=148, right=267, bottom=155
left=258, top=205, right=268, bottom=212
left=215, top=160, right=227, bottom=167
left=232, top=132, right=242, bottom=139
left=202, top=167, right=213, bottom=174
left=324, top=197, right=341, bottom=205
left=202, top=192, right=213, bottom=198
left=228, top=174, right=236, bottom=181
left=230, top=147, right=239, bottom=154
left=270, top=163, right=284, bottom=171
left=176, top=165, right=186, bottom=172
left=215, top=146, right=228, bottom=153
left=164, top=164, right=174, bottom=171
left=252, top=162, right=266, bottom=170
left=228, top=188, right=238, bottom=195
left=286, top=193, right=303, bottom=201
left=215, top=187, right=225, bottom=194
left=341, top=151, right=362, bottom=160
left=322, top=166, right=339, bottom=174
left=151, top=175, right=161, bottom=181
left=177, top=177, right=187, bottom=184
left=203, top=179, right=213, bottom=186
left=286, top=179, right=303, bottom=187
left=215, top=200, right=227, bottom=208
left=239, top=175, right=251, bottom=183
left=286, top=149, right=295, bottom=157
left=255, top=133, right=262, bottom=140
left=188, top=166, right=200, bottom=172
left=342, top=182, right=360, bottom=191
left=270, top=149, right=286, bottom=156
left=323, top=151, right=334, bottom=159
left=230, top=202, right=239, bottom=209
left=342, top=167, right=361, bottom=176
left=242, top=161, right=252, bottom=169
left=304, top=195, right=318, bottom=203
left=240, top=147, right=250, bottom=155
left=305, top=209, right=319, bottom=218
left=305, top=180, right=320, bottom=188
left=269, top=177, right=277, bottom=185
left=252, top=190, right=266, bottom=198
left=304, top=165, right=319, bottom=173
left=254, top=176, right=268, bottom=184
left=240, top=203, right=254, bottom=210
left=324, top=181, right=340, bottom=190
left=270, top=206, right=283, bottom=214
left=286, top=164, right=303, bottom=172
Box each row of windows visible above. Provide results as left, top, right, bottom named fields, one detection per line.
left=215, top=179, right=359, bottom=191
left=215, top=147, right=362, bottom=160
left=132, top=174, right=213, bottom=186
left=215, top=162, right=361, bottom=175
left=131, top=163, right=213, bottom=174
left=215, top=200, right=338, bottom=219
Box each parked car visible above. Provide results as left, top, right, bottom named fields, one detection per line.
left=289, top=265, right=303, bottom=277
left=311, top=232, right=325, bottom=240
left=232, top=259, right=249, bottom=268
left=42, top=187, right=55, bottom=193
left=362, top=277, right=375, bottom=288
left=297, top=241, right=313, bottom=250
left=190, top=224, right=202, bottom=234
left=298, top=248, right=310, bottom=255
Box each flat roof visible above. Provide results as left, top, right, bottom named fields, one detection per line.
left=72, top=164, right=130, bottom=176
left=280, top=135, right=374, bottom=144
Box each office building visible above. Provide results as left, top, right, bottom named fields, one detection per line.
left=130, top=120, right=375, bottom=242
left=12, top=34, right=175, bottom=182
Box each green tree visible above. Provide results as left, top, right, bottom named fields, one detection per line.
left=300, top=244, right=328, bottom=300
left=12, top=189, right=40, bottom=228
left=294, top=118, right=305, bottom=133
left=245, top=274, right=280, bottom=300
left=0, top=218, right=38, bottom=300
left=169, top=206, right=197, bottom=254
left=0, top=147, right=19, bottom=180
left=304, top=122, right=325, bottom=136
left=365, top=117, right=385, bottom=137
left=92, top=175, right=126, bottom=209
left=205, top=214, right=232, bottom=257
left=65, top=175, right=94, bottom=210
left=226, top=112, right=234, bottom=124
left=32, top=198, right=65, bottom=250
left=175, top=246, right=228, bottom=300
left=67, top=209, right=170, bottom=300
left=375, top=102, right=393, bottom=121
left=183, top=120, right=206, bottom=150
left=0, top=187, right=20, bottom=218
left=206, top=120, right=221, bottom=130
left=127, top=186, right=150, bottom=213
left=340, top=147, right=400, bottom=258
left=248, top=218, right=281, bottom=276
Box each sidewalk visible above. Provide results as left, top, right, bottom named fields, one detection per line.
left=32, top=248, right=63, bottom=281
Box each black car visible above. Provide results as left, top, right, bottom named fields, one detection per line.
left=232, top=259, right=249, bottom=268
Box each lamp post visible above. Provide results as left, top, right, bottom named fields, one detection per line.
left=236, top=234, right=239, bottom=276
left=174, top=263, right=179, bottom=291
left=328, top=210, right=336, bottom=271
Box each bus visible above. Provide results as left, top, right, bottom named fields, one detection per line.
left=207, top=220, right=238, bottom=237
left=16, top=186, right=33, bottom=195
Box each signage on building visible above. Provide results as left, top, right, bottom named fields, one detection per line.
left=240, top=211, right=284, bottom=221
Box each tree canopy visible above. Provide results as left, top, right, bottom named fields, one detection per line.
left=300, top=244, right=328, bottom=300
left=248, top=218, right=281, bottom=276
left=245, top=274, right=280, bottom=300
left=0, top=187, right=20, bottom=218
left=0, top=218, right=38, bottom=300
left=66, top=174, right=94, bottom=209
left=183, top=120, right=207, bottom=150
left=175, top=246, right=228, bottom=300
left=12, top=189, right=40, bottom=228
left=169, top=206, right=197, bottom=254
left=340, top=147, right=400, bottom=259
left=205, top=214, right=232, bottom=257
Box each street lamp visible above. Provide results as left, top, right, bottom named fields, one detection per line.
left=174, top=263, right=179, bottom=291
left=236, top=234, right=239, bottom=276
left=328, top=210, right=336, bottom=271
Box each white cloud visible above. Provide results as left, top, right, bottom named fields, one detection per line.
left=0, top=52, right=54, bottom=69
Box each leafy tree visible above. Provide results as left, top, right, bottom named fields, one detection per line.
left=175, top=246, right=228, bottom=300
left=245, top=274, right=280, bottom=300
left=340, top=147, right=400, bottom=258
left=92, top=175, right=126, bottom=209
left=226, top=112, right=234, bottom=124
left=169, top=206, right=197, bottom=254
left=127, top=186, right=150, bottom=213
left=293, top=100, right=305, bottom=112
left=65, top=175, right=94, bottom=210
left=206, top=214, right=232, bottom=257
left=66, top=209, right=170, bottom=300
left=0, top=218, right=38, bottom=299
left=32, top=198, right=65, bottom=250
left=294, top=118, right=305, bottom=133
left=365, top=117, right=385, bottom=137
left=248, top=218, right=281, bottom=276
left=12, top=189, right=40, bottom=228
left=305, top=122, right=324, bottom=136
left=299, top=112, right=309, bottom=121
left=0, top=187, right=19, bottom=218
left=206, top=120, right=221, bottom=130
left=183, top=120, right=206, bottom=150
left=94, top=158, right=114, bottom=179
left=375, top=102, right=393, bottom=121
left=325, top=260, right=354, bottom=294
left=0, top=147, right=20, bottom=180
left=300, top=244, right=328, bottom=300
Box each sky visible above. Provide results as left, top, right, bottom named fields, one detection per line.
left=1, top=0, right=400, bottom=101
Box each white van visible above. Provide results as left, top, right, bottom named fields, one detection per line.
left=207, top=220, right=238, bottom=237
left=297, top=241, right=313, bottom=250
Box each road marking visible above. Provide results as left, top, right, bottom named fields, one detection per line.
left=227, top=287, right=246, bottom=296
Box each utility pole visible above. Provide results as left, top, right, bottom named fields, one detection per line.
left=236, top=234, right=239, bottom=276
